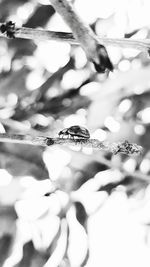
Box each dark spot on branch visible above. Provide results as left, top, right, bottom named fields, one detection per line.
left=46, top=138, right=54, bottom=146
left=44, top=192, right=51, bottom=196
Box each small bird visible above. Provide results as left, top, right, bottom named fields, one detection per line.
left=58, top=125, right=90, bottom=139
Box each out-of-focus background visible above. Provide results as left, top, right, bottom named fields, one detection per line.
left=0, top=0, right=150, bottom=266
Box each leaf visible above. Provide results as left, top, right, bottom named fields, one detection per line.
left=3, top=214, right=60, bottom=266
left=31, top=215, right=60, bottom=251
left=44, top=219, right=68, bottom=267
left=66, top=206, right=88, bottom=267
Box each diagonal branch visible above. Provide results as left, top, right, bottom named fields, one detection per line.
left=0, top=133, right=143, bottom=155
left=49, top=0, right=113, bottom=73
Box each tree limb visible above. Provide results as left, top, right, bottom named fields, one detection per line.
left=49, top=0, right=113, bottom=72
left=0, top=22, right=150, bottom=53
left=0, top=133, right=143, bottom=155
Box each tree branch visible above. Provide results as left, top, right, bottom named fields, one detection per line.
left=0, top=22, right=150, bottom=53
left=49, top=0, right=113, bottom=72
left=0, top=133, right=142, bottom=155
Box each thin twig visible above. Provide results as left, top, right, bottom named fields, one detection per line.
left=97, top=155, right=150, bottom=182
left=0, top=133, right=143, bottom=155
left=0, top=23, right=150, bottom=52
left=34, top=57, right=74, bottom=102
left=68, top=150, right=149, bottom=183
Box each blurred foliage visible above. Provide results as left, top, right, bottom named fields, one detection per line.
left=1, top=0, right=150, bottom=266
